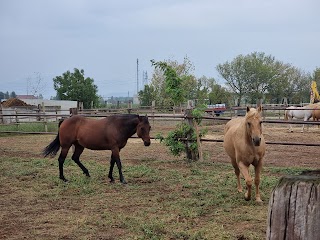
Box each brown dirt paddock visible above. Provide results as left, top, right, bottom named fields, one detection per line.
left=0, top=120, right=319, bottom=239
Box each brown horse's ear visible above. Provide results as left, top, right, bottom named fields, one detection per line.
left=246, top=106, right=250, bottom=112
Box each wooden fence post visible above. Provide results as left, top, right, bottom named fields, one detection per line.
left=152, top=101, right=155, bottom=127
left=266, top=170, right=320, bottom=240
left=184, top=100, right=199, bottom=161
left=127, top=101, right=132, bottom=113
left=0, top=103, right=3, bottom=124
left=70, top=108, right=78, bottom=116
left=42, top=102, right=48, bottom=132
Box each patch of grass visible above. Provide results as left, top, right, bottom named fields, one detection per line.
left=0, top=122, right=58, bottom=132
left=266, top=166, right=309, bottom=175
left=1, top=153, right=296, bottom=240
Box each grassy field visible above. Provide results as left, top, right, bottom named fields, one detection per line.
left=0, top=136, right=306, bottom=240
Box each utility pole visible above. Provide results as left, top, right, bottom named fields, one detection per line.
left=136, top=58, right=139, bottom=94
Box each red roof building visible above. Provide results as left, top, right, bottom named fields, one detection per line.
left=16, top=95, right=38, bottom=99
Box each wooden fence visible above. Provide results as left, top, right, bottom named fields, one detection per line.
left=2, top=106, right=320, bottom=148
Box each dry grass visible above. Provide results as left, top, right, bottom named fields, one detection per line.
left=1, top=119, right=319, bottom=239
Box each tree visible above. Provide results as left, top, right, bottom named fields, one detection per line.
left=138, top=85, right=155, bottom=106
left=312, top=67, right=320, bottom=84
left=216, top=52, right=307, bottom=105
left=10, top=91, right=17, bottom=98
left=149, top=57, right=196, bottom=108
left=216, top=54, right=249, bottom=106
left=151, top=59, right=185, bottom=107
left=208, top=84, right=232, bottom=105
left=53, top=68, right=99, bottom=109
left=287, top=68, right=311, bottom=104
left=26, top=72, right=46, bottom=98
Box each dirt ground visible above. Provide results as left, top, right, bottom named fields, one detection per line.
left=1, top=119, right=320, bottom=169
left=1, top=120, right=320, bottom=239
left=204, top=121, right=320, bottom=169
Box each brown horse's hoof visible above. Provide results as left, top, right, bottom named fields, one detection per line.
left=60, top=177, right=68, bottom=182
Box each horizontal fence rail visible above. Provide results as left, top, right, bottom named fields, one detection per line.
left=2, top=109, right=320, bottom=147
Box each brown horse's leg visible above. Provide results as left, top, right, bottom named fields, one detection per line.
left=58, top=147, right=69, bottom=182
left=238, top=161, right=252, bottom=201
left=109, top=150, right=127, bottom=184
left=231, top=159, right=242, bottom=192
left=72, top=144, right=90, bottom=177
left=253, top=160, right=263, bottom=203
left=108, top=157, right=115, bottom=183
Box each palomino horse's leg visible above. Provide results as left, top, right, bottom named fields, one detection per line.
left=72, top=144, right=90, bottom=177
left=231, top=159, right=242, bottom=192
left=238, top=161, right=252, bottom=201
left=58, top=147, right=69, bottom=182
left=253, top=160, right=263, bottom=203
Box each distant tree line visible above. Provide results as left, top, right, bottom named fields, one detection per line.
left=0, top=91, right=16, bottom=100
left=4, top=52, right=319, bottom=109
left=139, top=57, right=231, bottom=107
left=139, top=52, right=320, bottom=107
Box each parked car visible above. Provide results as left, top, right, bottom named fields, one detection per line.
left=205, top=104, right=226, bottom=116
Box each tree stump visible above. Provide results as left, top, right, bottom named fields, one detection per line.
left=266, top=170, right=320, bottom=240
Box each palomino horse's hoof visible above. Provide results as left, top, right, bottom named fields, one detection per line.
left=244, top=192, right=251, bottom=201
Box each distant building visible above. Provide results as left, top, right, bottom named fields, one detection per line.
left=16, top=95, right=37, bottom=99
left=133, top=94, right=140, bottom=105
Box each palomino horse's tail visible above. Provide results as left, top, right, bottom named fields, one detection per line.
left=42, top=119, right=64, bottom=157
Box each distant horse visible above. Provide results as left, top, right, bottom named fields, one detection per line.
left=43, top=114, right=151, bottom=183
left=312, top=104, right=320, bottom=121
left=223, top=106, right=266, bottom=203
left=284, top=104, right=316, bottom=132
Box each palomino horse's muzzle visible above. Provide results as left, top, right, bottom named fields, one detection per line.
left=252, top=136, right=261, bottom=146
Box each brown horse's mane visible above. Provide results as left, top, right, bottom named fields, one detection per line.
left=108, top=114, right=148, bottom=122
left=107, top=114, right=149, bottom=136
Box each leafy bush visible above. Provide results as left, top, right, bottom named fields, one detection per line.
left=156, top=105, right=208, bottom=158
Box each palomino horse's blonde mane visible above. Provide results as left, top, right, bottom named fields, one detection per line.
left=245, top=108, right=261, bottom=120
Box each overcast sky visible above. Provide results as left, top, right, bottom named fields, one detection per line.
left=0, top=0, right=319, bottom=99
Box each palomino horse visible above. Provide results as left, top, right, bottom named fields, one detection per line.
left=43, top=114, right=151, bottom=183
left=223, top=106, right=266, bottom=203
left=284, top=104, right=317, bottom=132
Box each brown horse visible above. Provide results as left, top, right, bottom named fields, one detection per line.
left=223, top=106, right=266, bottom=202
left=43, top=114, right=151, bottom=183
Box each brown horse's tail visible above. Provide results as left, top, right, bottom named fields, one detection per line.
left=42, top=119, right=64, bottom=157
